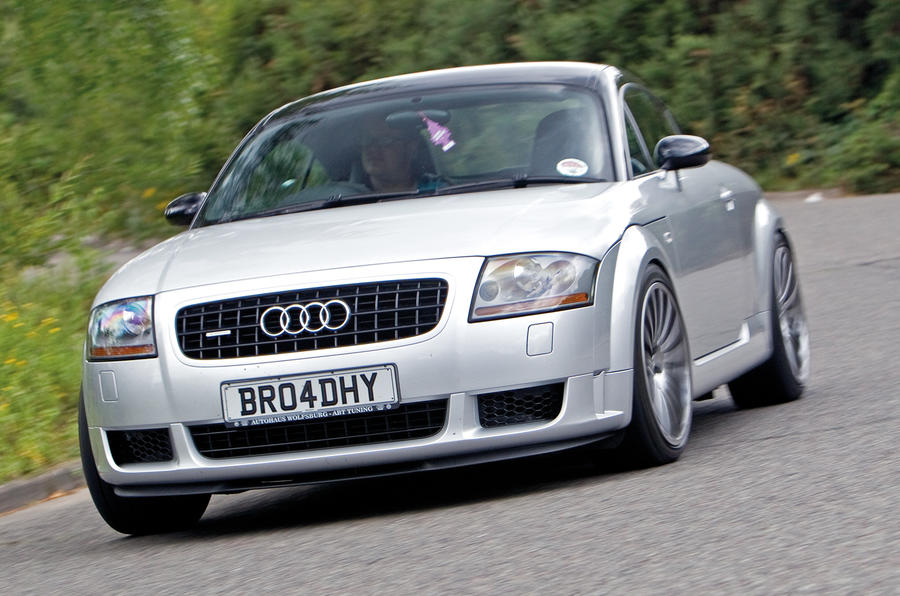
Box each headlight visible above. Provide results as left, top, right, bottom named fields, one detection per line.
left=87, top=297, right=156, bottom=360
left=470, top=253, right=598, bottom=321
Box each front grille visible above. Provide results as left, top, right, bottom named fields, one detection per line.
left=176, top=279, right=448, bottom=360
left=107, top=428, right=173, bottom=465
left=189, top=400, right=448, bottom=459
left=477, top=383, right=564, bottom=428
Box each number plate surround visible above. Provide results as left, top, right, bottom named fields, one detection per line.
left=221, top=365, right=399, bottom=428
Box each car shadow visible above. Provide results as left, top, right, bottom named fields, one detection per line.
left=130, top=394, right=743, bottom=542
left=185, top=448, right=623, bottom=540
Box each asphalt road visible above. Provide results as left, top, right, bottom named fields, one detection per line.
left=2, top=193, right=898, bottom=595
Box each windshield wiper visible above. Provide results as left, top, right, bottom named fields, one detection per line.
left=221, top=190, right=421, bottom=223
left=433, top=175, right=606, bottom=196
left=329, top=189, right=422, bottom=203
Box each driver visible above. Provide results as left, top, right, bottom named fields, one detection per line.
left=359, top=119, right=423, bottom=192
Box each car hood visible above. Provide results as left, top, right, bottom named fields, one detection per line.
left=96, top=183, right=639, bottom=304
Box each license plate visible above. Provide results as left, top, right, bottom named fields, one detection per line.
left=221, top=365, right=398, bottom=427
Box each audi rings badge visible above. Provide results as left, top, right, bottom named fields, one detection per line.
left=259, top=300, right=352, bottom=337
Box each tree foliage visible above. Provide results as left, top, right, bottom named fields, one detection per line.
left=1, top=0, right=897, bottom=269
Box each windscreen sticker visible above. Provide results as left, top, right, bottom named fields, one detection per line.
left=556, top=158, right=589, bottom=177
left=419, top=112, right=456, bottom=152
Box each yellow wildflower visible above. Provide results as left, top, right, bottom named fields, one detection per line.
left=3, top=358, right=15, bottom=365
left=41, top=317, right=57, bottom=326
left=22, top=448, right=46, bottom=465
left=785, top=152, right=800, bottom=167
left=13, top=322, right=24, bottom=328
left=142, top=187, right=158, bottom=199
left=49, top=327, right=61, bottom=334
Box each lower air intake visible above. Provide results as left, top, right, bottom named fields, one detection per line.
left=477, top=383, right=564, bottom=428
left=189, top=400, right=448, bottom=459
left=107, top=428, right=174, bottom=465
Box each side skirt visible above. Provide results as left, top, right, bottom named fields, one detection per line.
left=691, top=312, right=771, bottom=396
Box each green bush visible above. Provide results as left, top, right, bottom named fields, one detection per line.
left=824, top=73, right=900, bottom=194
left=0, top=270, right=105, bottom=482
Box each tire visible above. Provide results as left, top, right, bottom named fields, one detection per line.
left=729, top=233, right=810, bottom=408
left=620, top=265, right=693, bottom=466
left=79, top=394, right=210, bottom=535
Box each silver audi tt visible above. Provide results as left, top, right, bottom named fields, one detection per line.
left=80, top=62, right=810, bottom=534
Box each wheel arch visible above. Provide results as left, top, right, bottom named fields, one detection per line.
left=606, top=222, right=680, bottom=375
left=752, top=198, right=790, bottom=319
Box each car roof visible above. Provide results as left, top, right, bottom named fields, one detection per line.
left=264, top=62, right=615, bottom=124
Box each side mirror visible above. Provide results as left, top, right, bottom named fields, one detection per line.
left=654, top=135, right=710, bottom=170
left=164, top=192, right=206, bottom=226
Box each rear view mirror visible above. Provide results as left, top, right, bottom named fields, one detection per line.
left=654, top=135, right=710, bottom=170
left=386, top=110, right=451, bottom=129
left=164, top=192, right=206, bottom=226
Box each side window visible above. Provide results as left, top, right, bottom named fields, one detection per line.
left=625, top=110, right=652, bottom=175
left=623, top=85, right=678, bottom=171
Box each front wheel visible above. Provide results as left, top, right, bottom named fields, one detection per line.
left=729, top=234, right=810, bottom=408
left=621, top=265, right=693, bottom=466
left=79, top=394, right=210, bottom=535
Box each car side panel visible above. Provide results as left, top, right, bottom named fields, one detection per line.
left=652, top=162, right=755, bottom=356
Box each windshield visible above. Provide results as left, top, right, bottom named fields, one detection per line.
left=196, top=84, right=611, bottom=226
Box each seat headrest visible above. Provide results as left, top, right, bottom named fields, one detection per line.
left=530, top=109, right=593, bottom=177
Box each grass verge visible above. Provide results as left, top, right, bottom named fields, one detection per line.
left=0, top=266, right=108, bottom=483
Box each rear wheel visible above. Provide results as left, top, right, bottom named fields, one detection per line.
left=729, top=233, right=809, bottom=407
left=621, top=265, right=692, bottom=466
left=79, top=394, right=209, bottom=535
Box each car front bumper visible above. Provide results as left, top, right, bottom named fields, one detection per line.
left=83, top=257, right=633, bottom=494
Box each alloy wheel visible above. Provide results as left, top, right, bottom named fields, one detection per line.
left=640, top=281, right=692, bottom=447
left=773, top=244, right=810, bottom=384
